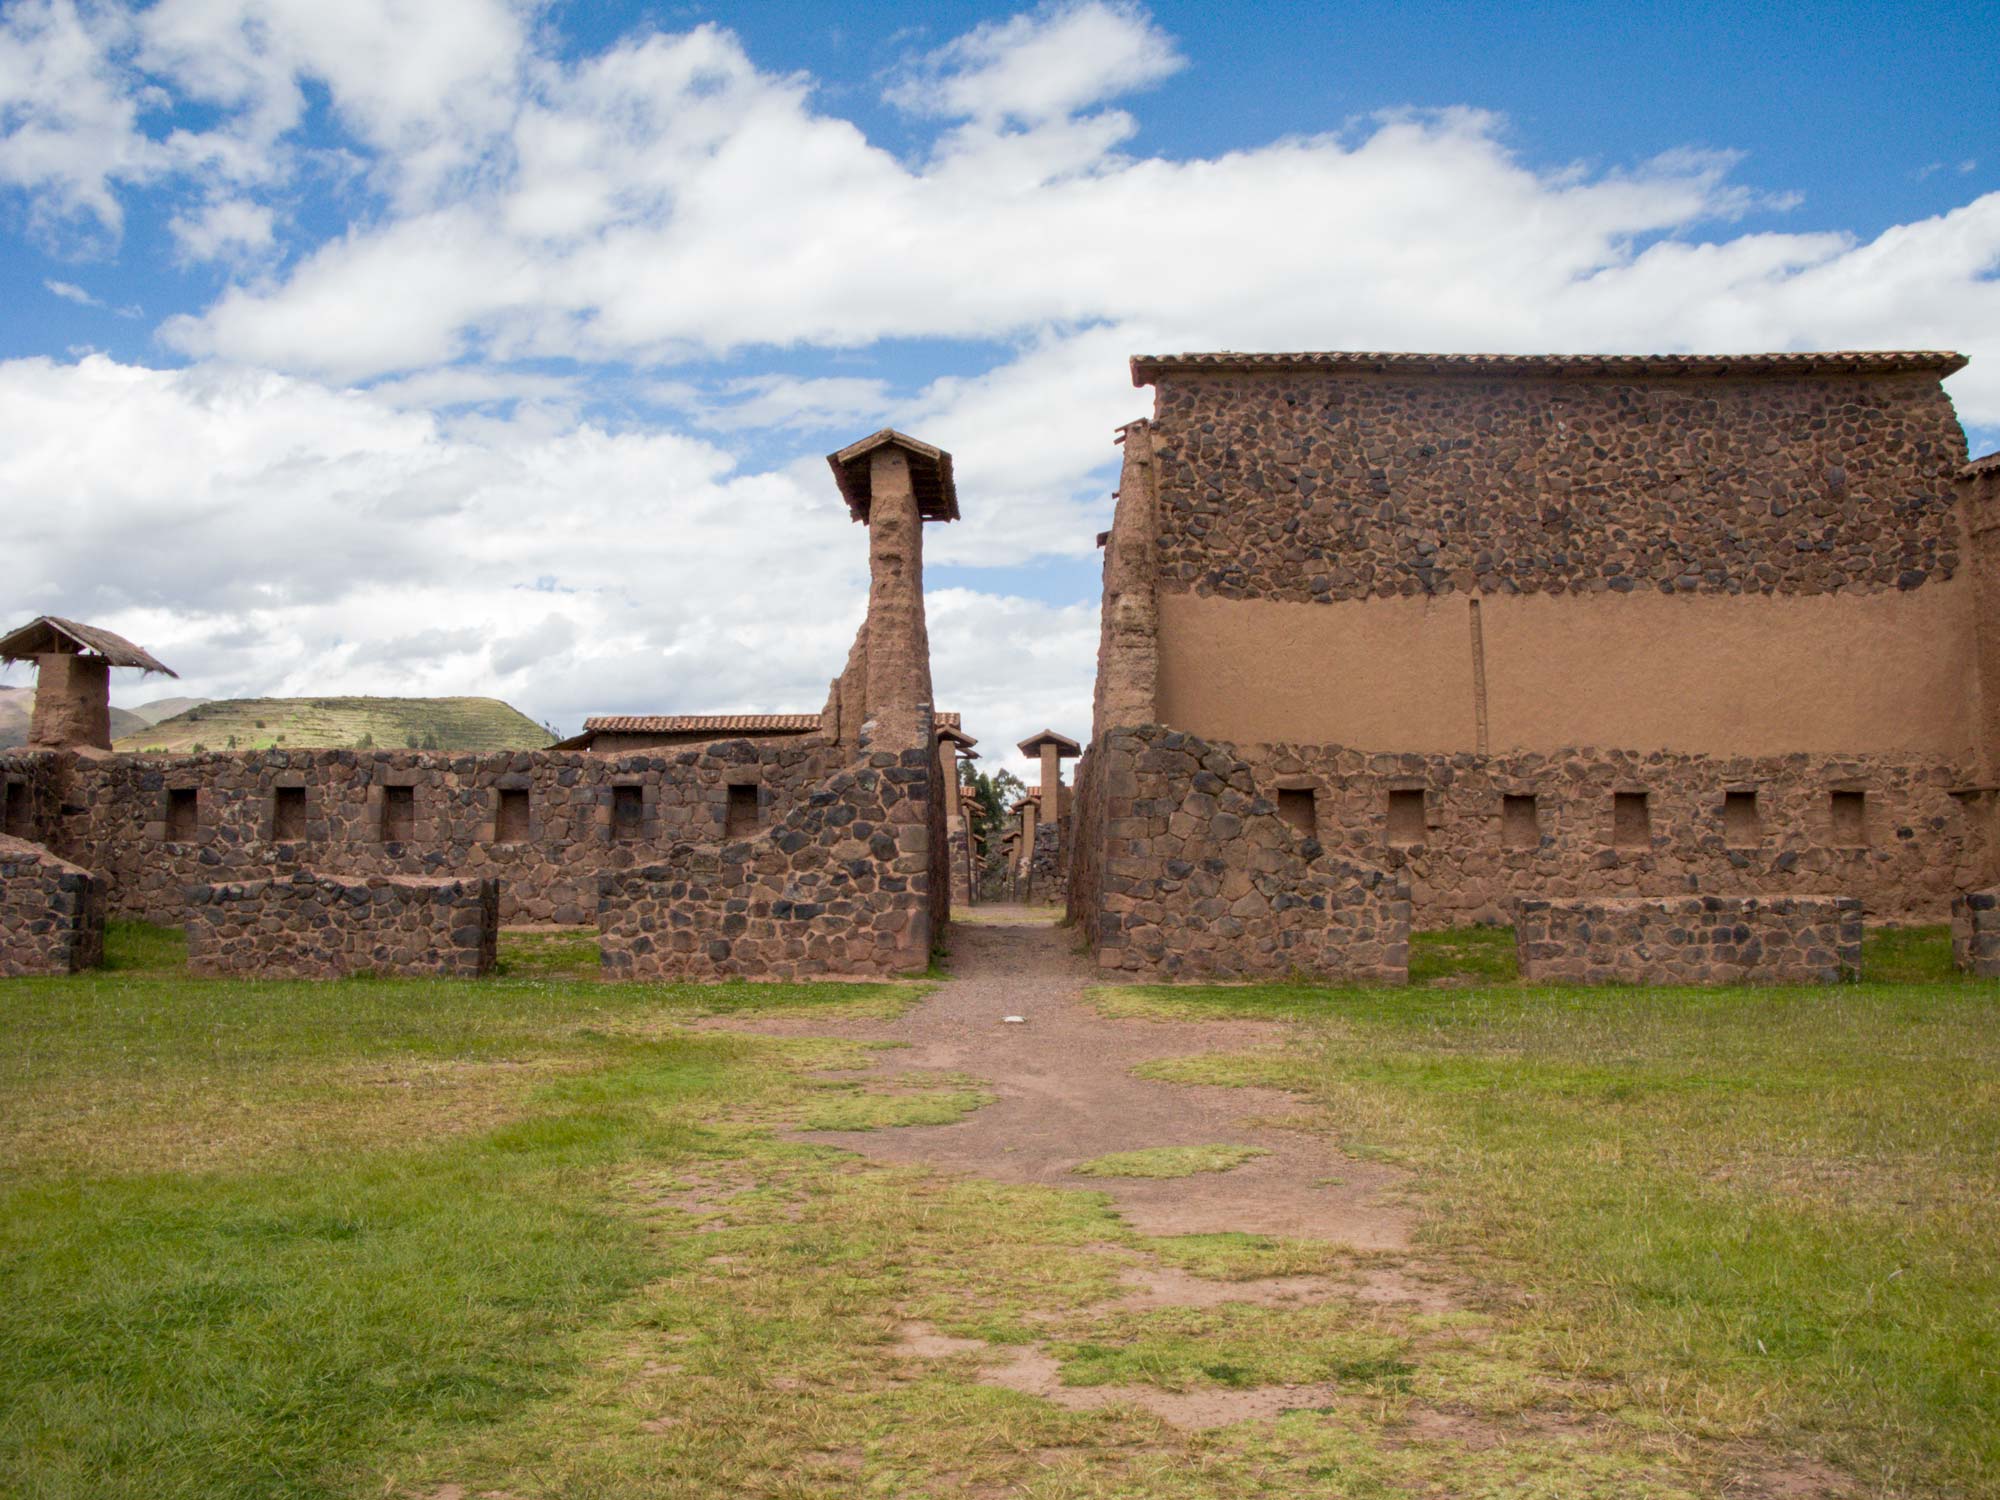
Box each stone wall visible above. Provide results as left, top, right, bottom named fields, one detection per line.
left=186, top=871, right=498, bottom=979
left=0, top=834, right=105, bottom=976
left=0, top=751, right=61, bottom=845
left=1144, top=364, right=1966, bottom=603
left=1514, top=894, right=1862, bottom=985
left=1235, top=741, right=1975, bottom=924
left=1951, top=887, right=2000, bottom=978
left=1073, top=725, right=1409, bottom=981
left=599, top=748, right=935, bottom=979
left=1026, top=818, right=1065, bottom=903
left=45, top=739, right=841, bottom=925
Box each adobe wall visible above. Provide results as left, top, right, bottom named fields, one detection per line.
left=1515, top=895, right=1862, bottom=985
left=0, top=834, right=106, bottom=976
left=28, top=652, right=112, bottom=751
left=599, top=748, right=935, bottom=979
left=44, top=739, right=842, bottom=925
left=186, top=872, right=498, bottom=979
left=1074, top=725, right=1409, bottom=981
left=1234, top=740, right=1976, bottom=923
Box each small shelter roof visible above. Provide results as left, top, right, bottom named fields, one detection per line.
left=0, top=615, right=177, bottom=676
left=1964, top=450, right=2000, bottom=477
left=827, top=429, right=960, bottom=523
left=1017, top=728, right=1081, bottom=757
left=1131, top=350, right=1969, bottom=386
left=937, top=722, right=977, bottom=748
left=580, top=710, right=962, bottom=735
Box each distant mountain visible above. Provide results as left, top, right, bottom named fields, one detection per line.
left=113, top=696, right=556, bottom=754
left=123, top=696, right=212, bottom=726
left=0, top=685, right=149, bottom=748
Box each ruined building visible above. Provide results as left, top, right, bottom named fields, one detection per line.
left=1072, top=350, right=1993, bottom=978
left=2, top=429, right=961, bottom=980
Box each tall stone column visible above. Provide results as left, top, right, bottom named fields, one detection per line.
left=1039, top=741, right=1060, bottom=829
left=29, top=653, right=112, bottom=751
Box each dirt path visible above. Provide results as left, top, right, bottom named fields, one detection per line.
left=720, top=905, right=1409, bottom=1246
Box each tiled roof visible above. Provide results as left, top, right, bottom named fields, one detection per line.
left=1966, top=450, right=2000, bottom=476
left=1018, top=728, right=1082, bottom=756
left=582, top=711, right=961, bottom=734
left=1130, top=350, right=1968, bottom=386
left=0, top=615, right=178, bottom=675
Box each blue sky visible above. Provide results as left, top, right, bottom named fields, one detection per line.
left=3, top=1, right=1996, bottom=774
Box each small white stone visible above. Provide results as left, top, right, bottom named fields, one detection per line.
left=1002, top=1015, right=1026, bottom=1024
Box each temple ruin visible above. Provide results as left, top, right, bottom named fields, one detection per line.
left=1071, top=350, right=2000, bottom=980
left=6, top=355, right=2000, bottom=988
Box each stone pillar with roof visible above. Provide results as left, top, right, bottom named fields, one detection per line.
left=1017, top=728, right=1080, bottom=849
left=0, top=616, right=178, bottom=753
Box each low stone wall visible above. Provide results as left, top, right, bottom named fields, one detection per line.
left=46, top=738, right=839, bottom=925
left=599, top=749, right=936, bottom=980
left=1235, top=741, right=1975, bottom=924
left=1514, top=895, right=1862, bottom=985
left=1075, top=725, right=1409, bottom=982
left=0, top=835, right=106, bottom=976
left=186, top=872, right=498, bottom=979
left=1951, top=888, right=2000, bottom=978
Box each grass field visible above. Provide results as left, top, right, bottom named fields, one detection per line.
left=1105, top=924, right=2000, bottom=1497
left=0, top=922, right=1994, bottom=1497
left=111, top=695, right=554, bottom=753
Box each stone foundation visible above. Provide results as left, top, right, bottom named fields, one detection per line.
left=1951, top=888, right=2000, bottom=978
left=1514, top=895, right=1862, bottom=985
left=186, top=871, right=499, bottom=979
left=0, top=834, right=106, bottom=976
left=599, top=749, right=935, bottom=980
left=1073, top=725, right=1409, bottom=982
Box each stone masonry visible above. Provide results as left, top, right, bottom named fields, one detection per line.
left=599, top=750, right=935, bottom=980
left=0, top=834, right=106, bottom=976
left=186, top=871, right=499, bottom=979
left=1951, top=887, right=2000, bottom=977
left=1514, top=895, right=1862, bottom=985
left=1075, top=724, right=1409, bottom=981
left=1137, top=354, right=1967, bottom=603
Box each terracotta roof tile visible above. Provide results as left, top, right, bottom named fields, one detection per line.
left=1130, top=350, right=1968, bottom=386
left=582, top=711, right=961, bottom=734
left=1965, top=450, right=2000, bottom=476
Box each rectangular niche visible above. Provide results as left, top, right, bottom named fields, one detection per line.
left=3, top=779, right=32, bottom=839
left=1723, top=789, right=1760, bottom=847
left=1612, top=791, right=1650, bottom=849
left=1830, top=790, right=1869, bottom=847
left=381, top=784, right=415, bottom=843
left=495, top=787, right=530, bottom=844
left=1276, top=787, right=1316, bottom=837
left=1502, top=793, right=1539, bottom=850
left=725, top=783, right=760, bottom=839
left=1387, top=788, right=1426, bottom=847
left=166, top=787, right=199, bottom=842
left=272, top=786, right=307, bottom=842
left=612, top=784, right=644, bottom=840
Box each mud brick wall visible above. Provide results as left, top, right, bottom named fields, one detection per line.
left=186, top=872, right=498, bottom=979
left=1075, top=725, right=1409, bottom=982
left=1515, top=895, right=1862, bottom=985
left=1952, top=888, right=2000, bottom=978
left=599, top=748, right=936, bottom=980
left=1236, top=742, right=1976, bottom=925
left=0, top=834, right=106, bottom=976
left=1146, top=368, right=1967, bottom=602
left=48, top=739, right=841, bottom=925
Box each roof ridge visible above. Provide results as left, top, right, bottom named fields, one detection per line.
left=1130, top=350, right=1969, bottom=386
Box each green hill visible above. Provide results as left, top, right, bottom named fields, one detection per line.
left=114, top=696, right=556, bottom=754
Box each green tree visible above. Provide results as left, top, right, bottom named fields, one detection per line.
left=356, top=732, right=374, bottom=750
left=420, top=730, right=440, bottom=751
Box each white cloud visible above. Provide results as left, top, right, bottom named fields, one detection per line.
left=886, top=0, right=1184, bottom=124
left=168, top=195, right=274, bottom=261
left=43, top=276, right=137, bottom=315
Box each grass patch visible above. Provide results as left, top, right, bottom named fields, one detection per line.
left=1089, top=925, right=2000, bottom=1496
left=1073, top=1144, right=1268, bottom=1179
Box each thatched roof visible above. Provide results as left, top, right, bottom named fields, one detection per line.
left=827, top=429, right=960, bottom=523
left=0, top=616, right=178, bottom=676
